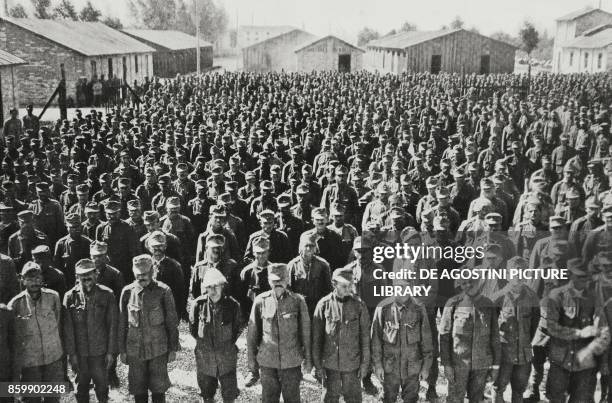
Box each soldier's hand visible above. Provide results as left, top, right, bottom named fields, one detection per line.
left=105, top=354, right=114, bottom=370
left=578, top=325, right=599, bottom=338
left=69, top=354, right=79, bottom=373
left=120, top=353, right=127, bottom=364
left=374, top=367, right=384, bottom=382
left=444, top=366, right=454, bottom=383
left=168, top=351, right=177, bottom=363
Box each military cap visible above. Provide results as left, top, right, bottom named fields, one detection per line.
left=484, top=243, right=502, bottom=254
left=21, top=261, right=42, bottom=277
left=35, top=182, right=50, bottom=192
left=400, top=174, right=412, bottom=185
left=485, top=212, right=503, bottom=224
left=277, top=194, right=292, bottom=208
left=598, top=251, right=612, bottom=265
left=66, top=174, right=78, bottom=183
left=0, top=204, right=13, bottom=212
left=563, top=164, right=576, bottom=174
left=147, top=230, right=167, bottom=247
left=245, top=171, right=256, bottom=180
left=565, top=188, right=581, bottom=200
left=566, top=258, right=588, bottom=276
left=452, top=168, right=466, bottom=178
left=311, top=207, right=328, bottom=220
left=105, top=200, right=121, bottom=213
left=158, top=174, right=171, bottom=185
left=17, top=210, right=34, bottom=220
left=507, top=256, right=528, bottom=271
left=549, top=215, right=566, bottom=228
left=467, top=162, right=479, bottom=172
left=206, top=233, right=225, bottom=248
left=330, top=202, right=346, bottom=215
left=586, top=196, right=602, bottom=209
left=211, top=166, right=224, bottom=175
left=32, top=245, right=50, bottom=255
left=202, top=267, right=227, bottom=288
left=75, top=259, right=96, bottom=275
left=252, top=236, right=270, bottom=252
left=376, top=182, right=390, bottom=194
left=353, top=236, right=372, bottom=250
left=218, top=193, right=232, bottom=204
left=436, top=187, right=450, bottom=199
left=388, top=207, right=405, bottom=219
left=603, top=205, right=612, bottom=218
left=99, top=173, right=112, bottom=183
left=225, top=181, right=238, bottom=191
left=332, top=267, right=353, bottom=284
left=210, top=205, right=227, bottom=218
left=258, top=209, right=276, bottom=219
left=165, top=196, right=181, bottom=209
left=335, top=165, right=349, bottom=175
left=260, top=180, right=274, bottom=191
left=132, top=254, right=153, bottom=274
left=176, top=163, right=188, bottom=173
left=295, top=184, right=309, bottom=195
left=65, top=213, right=81, bottom=227
left=472, top=197, right=493, bottom=212
left=425, top=177, right=438, bottom=188
left=75, top=184, right=90, bottom=195
left=480, top=178, right=494, bottom=190
left=268, top=263, right=288, bottom=281
left=90, top=241, right=108, bottom=256
left=433, top=215, right=450, bottom=230
left=525, top=194, right=542, bottom=206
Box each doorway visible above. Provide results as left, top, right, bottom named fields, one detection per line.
left=430, top=54, right=441, bottom=74
left=338, top=54, right=351, bottom=73
left=480, top=54, right=491, bottom=74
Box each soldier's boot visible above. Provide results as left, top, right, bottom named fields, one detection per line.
left=151, top=393, right=165, bottom=403
left=134, top=394, right=148, bottom=403
left=361, top=372, right=378, bottom=395
left=75, top=394, right=90, bottom=403
left=523, top=388, right=540, bottom=403
left=601, top=377, right=609, bottom=403
left=244, top=371, right=259, bottom=387
left=202, top=399, right=214, bottom=403
left=490, top=389, right=505, bottom=403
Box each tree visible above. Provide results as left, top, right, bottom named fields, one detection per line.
left=519, top=21, right=539, bottom=57
left=80, top=1, right=102, bottom=21
left=450, top=16, right=464, bottom=29
left=8, top=4, right=28, bottom=18
left=491, top=31, right=521, bottom=47
left=31, top=0, right=52, bottom=19
left=128, top=0, right=178, bottom=30
left=102, top=16, right=123, bottom=29
left=385, top=29, right=397, bottom=37
left=399, top=21, right=417, bottom=32
left=194, top=0, right=228, bottom=43
left=357, top=27, right=380, bottom=46
left=53, top=0, right=78, bottom=20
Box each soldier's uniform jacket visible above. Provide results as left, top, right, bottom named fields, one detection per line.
left=189, top=294, right=241, bottom=376
left=247, top=289, right=312, bottom=370
left=95, top=220, right=139, bottom=278
left=0, top=221, right=18, bottom=254
left=53, top=234, right=92, bottom=287
left=29, top=198, right=65, bottom=246
left=0, top=305, right=14, bottom=379
left=141, top=230, right=183, bottom=265
left=312, top=292, right=370, bottom=373
left=7, top=228, right=49, bottom=270
left=82, top=219, right=104, bottom=241
left=529, top=235, right=577, bottom=271
left=542, top=283, right=609, bottom=372
left=327, top=223, right=358, bottom=265
left=243, top=229, right=292, bottom=265
left=8, top=288, right=63, bottom=368
left=320, top=184, right=359, bottom=223
left=160, top=214, right=196, bottom=258
left=62, top=283, right=118, bottom=357
left=582, top=225, right=612, bottom=262
left=497, top=285, right=540, bottom=365
left=118, top=280, right=180, bottom=361
left=196, top=228, right=241, bottom=263
left=0, top=254, right=18, bottom=304
left=439, top=293, right=500, bottom=369
left=301, top=228, right=345, bottom=270
left=240, top=262, right=271, bottom=302
left=509, top=221, right=549, bottom=261
left=287, top=255, right=332, bottom=315
left=125, top=218, right=147, bottom=240
left=152, top=256, right=185, bottom=317
left=96, top=264, right=125, bottom=300
left=371, top=297, right=433, bottom=382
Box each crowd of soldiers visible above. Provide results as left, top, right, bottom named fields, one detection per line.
left=1, top=69, right=612, bottom=403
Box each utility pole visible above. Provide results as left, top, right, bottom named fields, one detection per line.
left=195, top=0, right=201, bottom=75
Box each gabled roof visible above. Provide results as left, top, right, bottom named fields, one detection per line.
left=556, top=7, right=612, bottom=22
left=367, top=29, right=461, bottom=50
left=122, top=29, right=212, bottom=51
left=0, top=17, right=155, bottom=56
left=244, top=29, right=317, bottom=50
left=0, top=49, right=26, bottom=67
left=294, top=35, right=364, bottom=53
left=563, top=27, right=612, bottom=48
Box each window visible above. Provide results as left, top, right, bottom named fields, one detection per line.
left=145, top=55, right=149, bottom=74
left=90, top=60, right=97, bottom=77
left=585, top=52, right=589, bottom=68
left=570, top=52, right=574, bottom=66
left=135, top=55, right=139, bottom=73
left=598, top=53, right=603, bottom=69
left=108, top=58, right=113, bottom=77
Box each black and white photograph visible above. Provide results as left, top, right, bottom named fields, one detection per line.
left=0, top=0, right=612, bottom=402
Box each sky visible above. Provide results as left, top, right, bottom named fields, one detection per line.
left=3, top=0, right=611, bottom=42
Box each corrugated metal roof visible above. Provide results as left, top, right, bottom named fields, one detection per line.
left=556, top=7, right=606, bottom=21
left=0, top=49, right=25, bottom=66
left=563, top=27, right=612, bottom=48
left=122, top=29, right=212, bottom=51
left=367, top=29, right=461, bottom=50
left=294, top=35, right=364, bottom=53
left=1, top=17, right=155, bottom=56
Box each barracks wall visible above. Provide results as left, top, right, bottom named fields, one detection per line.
left=0, top=65, right=19, bottom=122
left=242, top=30, right=317, bottom=72
left=295, top=37, right=363, bottom=72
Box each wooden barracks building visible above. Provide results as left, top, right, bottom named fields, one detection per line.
left=0, top=17, right=155, bottom=106
left=365, top=28, right=517, bottom=74
left=122, top=29, right=213, bottom=77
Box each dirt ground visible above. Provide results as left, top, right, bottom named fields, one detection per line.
left=57, top=320, right=603, bottom=402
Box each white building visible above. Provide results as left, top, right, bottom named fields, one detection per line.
left=553, top=7, right=612, bottom=73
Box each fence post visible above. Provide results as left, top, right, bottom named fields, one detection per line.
left=59, top=64, right=67, bottom=121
